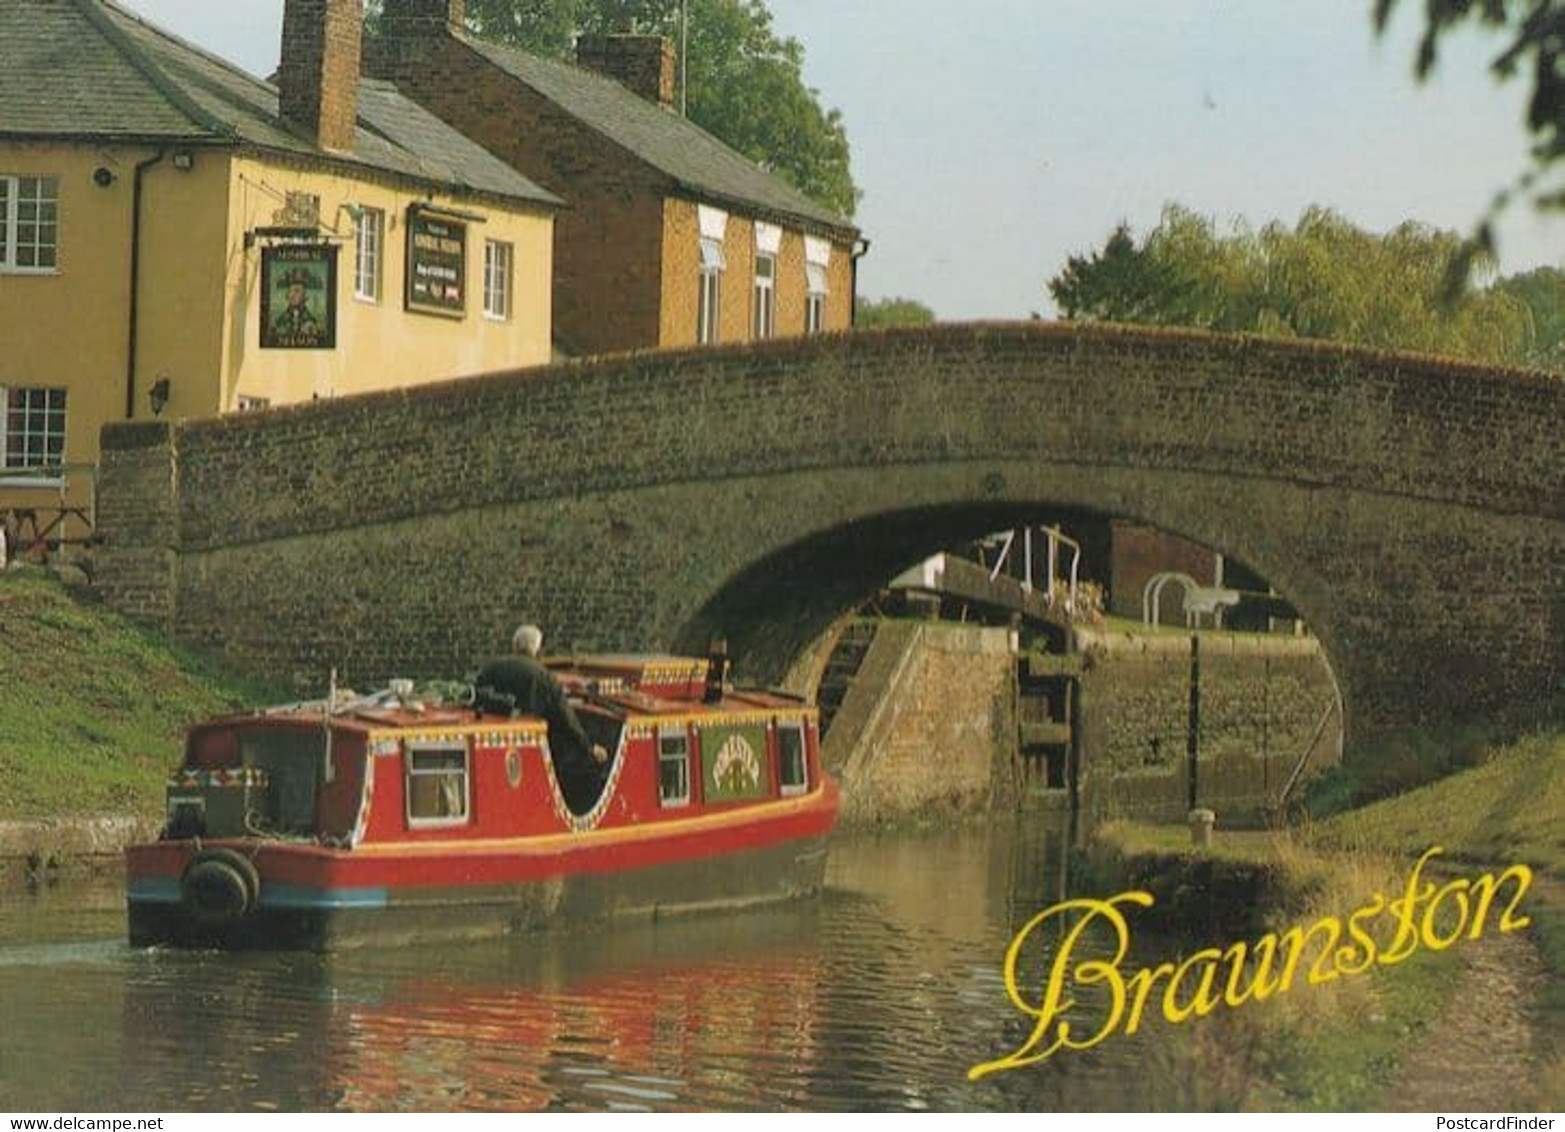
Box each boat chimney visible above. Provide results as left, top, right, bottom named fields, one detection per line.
left=703, top=638, right=728, bottom=703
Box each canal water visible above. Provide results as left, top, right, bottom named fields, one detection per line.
left=0, top=821, right=1209, bottom=1112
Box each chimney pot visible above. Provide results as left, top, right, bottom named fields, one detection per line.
left=381, top=0, right=465, bottom=38
left=576, top=34, right=676, bottom=110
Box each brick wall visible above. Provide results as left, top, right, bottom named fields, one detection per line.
left=1109, top=521, right=1220, bottom=621
left=93, top=324, right=1565, bottom=749
left=366, top=32, right=667, bottom=355
left=575, top=35, right=675, bottom=108
left=365, top=27, right=858, bottom=354
left=837, top=623, right=1013, bottom=825
left=1075, top=629, right=1339, bottom=820
left=276, top=0, right=362, bottom=153
left=95, top=423, right=179, bottom=633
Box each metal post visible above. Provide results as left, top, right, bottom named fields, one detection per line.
left=679, top=0, right=689, bottom=117
left=1047, top=525, right=1059, bottom=604
left=1186, top=634, right=1201, bottom=811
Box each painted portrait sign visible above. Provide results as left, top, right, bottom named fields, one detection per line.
left=406, top=208, right=467, bottom=317
left=260, top=243, right=337, bottom=350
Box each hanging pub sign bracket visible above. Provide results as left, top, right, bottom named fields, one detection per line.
left=244, top=225, right=326, bottom=250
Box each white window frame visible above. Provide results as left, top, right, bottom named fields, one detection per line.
left=804, top=238, right=831, bottom=335
left=776, top=720, right=809, bottom=796
left=354, top=205, right=384, bottom=302
left=236, top=394, right=271, bottom=413
left=405, top=741, right=471, bottom=828
left=752, top=252, right=776, bottom=340
left=657, top=727, right=691, bottom=808
left=806, top=291, right=826, bottom=335
left=697, top=237, right=725, bottom=345
left=483, top=239, right=513, bottom=321
left=0, top=386, right=68, bottom=483
left=0, top=175, right=60, bottom=274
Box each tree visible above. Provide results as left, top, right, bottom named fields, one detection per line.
left=856, top=296, right=936, bottom=328
left=1495, top=266, right=1565, bottom=370
left=1048, top=205, right=1539, bottom=367
left=1374, top=0, right=1562, bottom=267
left=453, top=0, right=860, bottom=218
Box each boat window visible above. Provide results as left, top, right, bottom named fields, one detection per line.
left=407, top=742, right=469, bottom=826
left=658, top=728, right=690, bottom=808
left=778, top=722, right=809, bottom=796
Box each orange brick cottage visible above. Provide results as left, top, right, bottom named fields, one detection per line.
left=366, top=0, right=864, bottom=357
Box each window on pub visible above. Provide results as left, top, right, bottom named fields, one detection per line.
left=484, top=239, right=513, bottom=320
left=1, top=387, right=67, bottom=475
left=0, top=176, right=59, bottom=273
left=658, top=728, right=691, bottom=807
left=406, top=743, right=469, bottom=826
left=752, top=252, right=776, bottom=339
left=805, top=262, right=829, bottom=334
left=697, top=237, right=725, bottom=344
left=354, top=205, right=384, bottom=302
left=777, top=721, right=808, bottom=796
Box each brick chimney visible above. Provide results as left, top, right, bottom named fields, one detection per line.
left=277, top=0, right=363, bottom=153
left=576, top=35, right=676, bottom=110
left=380, top=0, right=465, bottom=38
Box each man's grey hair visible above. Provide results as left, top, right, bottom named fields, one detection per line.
left=512, top=624, right=544, bottom=657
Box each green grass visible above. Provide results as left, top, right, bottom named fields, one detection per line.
left=1307, top=731, right=1565, bottom=1109
left=1096, top=730, right=1565, bottom=1110
left=1308, top=731, right=1563, bottom=872
left=0, top=569, right=280, bottom=820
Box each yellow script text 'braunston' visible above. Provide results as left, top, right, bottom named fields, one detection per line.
left=968, top=847, right=1533, bottom=1080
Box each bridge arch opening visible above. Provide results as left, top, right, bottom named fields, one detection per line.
left=674, top=499, right=1345, bottom=818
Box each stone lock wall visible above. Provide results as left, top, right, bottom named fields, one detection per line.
left=93, top=324, right=1565, bottom=750
left=1075, top=629, right=1340, bottom=821
left=834, top=624, right=1014, bottom=826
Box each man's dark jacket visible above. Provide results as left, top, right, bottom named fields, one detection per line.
left=474, top=656, right=595, bottom=775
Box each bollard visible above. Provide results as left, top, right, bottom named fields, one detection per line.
left=1188, top=807, right=1216, bottom=848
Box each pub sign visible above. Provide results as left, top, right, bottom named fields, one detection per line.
left=406, top=208, right=467, bottom=316
left=260, top=244, right=338, bottom=349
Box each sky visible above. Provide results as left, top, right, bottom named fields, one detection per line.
left=124, top=0, right=1563, bottom=320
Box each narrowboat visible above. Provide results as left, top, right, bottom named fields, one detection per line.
left=125, top=655, right=838, bottom=950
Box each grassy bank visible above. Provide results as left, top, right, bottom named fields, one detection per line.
left=0, top=569, right=275, bottom=820
left=1308, top=730, right=1563, bottom=1109
left=1089, top=728, right=1563, bottom=1110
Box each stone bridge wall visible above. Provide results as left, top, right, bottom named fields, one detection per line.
left=94, top=323, right=1564, bottom=750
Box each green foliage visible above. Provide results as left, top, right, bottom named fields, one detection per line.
left=1495, top=265, right=1565, bottom=371
left=453, top=0, right=860, bottom=218
left=1049, top=204, right=1539, bottom=366
left=1374, top=0, right=1562, bottom=214
left=855, top=295, right=936, bottom=328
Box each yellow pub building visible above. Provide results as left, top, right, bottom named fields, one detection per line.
left=0, top=0, right=559, bottom=555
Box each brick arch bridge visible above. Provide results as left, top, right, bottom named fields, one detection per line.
left=97, top=323, right=1562, bottom=750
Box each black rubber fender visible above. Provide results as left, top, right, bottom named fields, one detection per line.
left=180, top=848, right=261, bottom=923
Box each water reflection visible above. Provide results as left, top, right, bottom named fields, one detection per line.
left=0, top=819, right=1203, bottom=1111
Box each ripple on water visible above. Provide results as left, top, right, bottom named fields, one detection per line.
left=0, top=820, right=1203, bottom=1111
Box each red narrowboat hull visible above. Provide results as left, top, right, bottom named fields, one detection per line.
left=127, top=781, right=837, bottom=950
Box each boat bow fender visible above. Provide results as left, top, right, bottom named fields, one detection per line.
left=179, top=848, right=261, bottom=924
